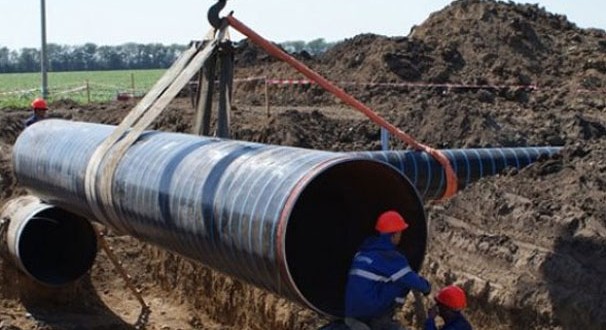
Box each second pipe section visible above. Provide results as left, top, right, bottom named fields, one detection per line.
left=358, top=146, right=561, bottom=200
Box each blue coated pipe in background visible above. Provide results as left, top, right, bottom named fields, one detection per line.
left=358, top=146, right=561, bottom=200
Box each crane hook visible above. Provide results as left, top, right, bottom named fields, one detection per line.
left=208, top=0, right=228, bottom=29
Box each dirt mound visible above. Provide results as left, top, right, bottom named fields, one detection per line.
left=412, top=0, right=606, bottom=88
left=1, top=0, right=606, bottom=329
left=425, top=140, right=606, bottom=329
left=235, top=0, right=605, bottom=148
left=319, top=0, right=606, bottom=90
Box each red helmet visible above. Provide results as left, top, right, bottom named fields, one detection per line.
left=375, top=210, right=409, bottom=234
left=31, top=98, right=48, bottom=110
left=435, top=285, right=467, bottom=311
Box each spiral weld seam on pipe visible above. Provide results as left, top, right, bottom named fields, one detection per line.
left=357, top=146, right=561, bottom=201
left=90, top=36, right=218, bottom=234
left=82, top=43, right=199, bottom=233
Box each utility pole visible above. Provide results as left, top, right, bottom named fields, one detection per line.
left=40, top=0, right=49, bottom=99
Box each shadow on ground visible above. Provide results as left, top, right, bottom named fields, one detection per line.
left=541, top=225, right=606, bottom=329
left=15, top=271, right=143, bottom=330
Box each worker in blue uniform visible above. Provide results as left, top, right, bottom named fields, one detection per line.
left=424, top=285, right=472, bottom=330
left=344, top=210, right=432, bottom=330
left=25, top=98, right=48, bottom=127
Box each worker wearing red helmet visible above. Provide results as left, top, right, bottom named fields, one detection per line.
left=25, top=98, right=48, bottom=127
left=344, top=210, right=431, bottom=330
left=424, top=285, right=472, bottom=330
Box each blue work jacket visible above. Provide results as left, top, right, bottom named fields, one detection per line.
left=424, top=312, right=472, bottom=330
left=24, top=114, right=43, bottom=127
left=344, top=234, right=431, bottom=320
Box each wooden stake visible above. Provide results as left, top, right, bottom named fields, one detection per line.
left=265, top=77, right=270, bottom=118
left=217, top=41, right=234, bottom=138
left=86, top=80, right=91, bottom=104
left=193, top=47, right=217, bottom=136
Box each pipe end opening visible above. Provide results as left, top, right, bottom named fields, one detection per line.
left=18, top=208, right=97, bottom=286
left=285, top=159, right=426, bottom=316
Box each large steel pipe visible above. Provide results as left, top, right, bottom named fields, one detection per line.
left=358, top=146, right=561, bottom=200
left=0, top=195, right=97, bottom=286
left=13, top=120, right=426, bottom=317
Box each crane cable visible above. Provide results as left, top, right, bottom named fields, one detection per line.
left=225, top=14, right=458, bottom=199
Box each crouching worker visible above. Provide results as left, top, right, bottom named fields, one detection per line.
left=344, top=210, right=431, bottom=330
left=424, top=285, right=472, bottom=330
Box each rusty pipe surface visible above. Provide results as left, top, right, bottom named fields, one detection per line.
left=0, top=195, right=97, bottom=286
left=13, top=119, right=426, bottom=316
left=358, top=146, right=561, bottom=200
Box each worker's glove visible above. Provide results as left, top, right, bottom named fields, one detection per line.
left=421, top=278, right=432, bottom=296
left=427, top=305, right=438, bottom=319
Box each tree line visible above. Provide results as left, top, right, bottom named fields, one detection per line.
left=0, top=39, right=337, bottom=73
left=0, top=43, right=187, bottom=73
left=280, top=38, right=337, bottom=55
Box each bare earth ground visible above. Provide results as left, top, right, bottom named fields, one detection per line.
left=1, top=0, right=606, bottom=329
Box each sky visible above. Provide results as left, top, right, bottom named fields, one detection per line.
left=1, top=0, right=605, bottom=50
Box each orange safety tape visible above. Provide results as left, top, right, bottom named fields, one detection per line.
left=226, top=14, right=458, bottom=199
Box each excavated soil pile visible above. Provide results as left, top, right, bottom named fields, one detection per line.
left=1, top=0, right=605, bottom=329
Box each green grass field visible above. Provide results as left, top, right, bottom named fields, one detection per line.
left=0, top=69, right=165, bottom=109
